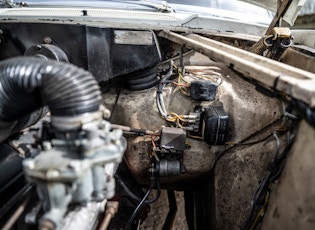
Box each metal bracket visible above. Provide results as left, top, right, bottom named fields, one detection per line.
left=264, top=27, right=293, bottom=59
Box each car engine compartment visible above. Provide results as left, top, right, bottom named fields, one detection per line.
left=0, top=18, right=314, bottom=230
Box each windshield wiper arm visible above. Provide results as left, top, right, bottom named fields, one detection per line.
left=126, top=0, right=174, bottom=13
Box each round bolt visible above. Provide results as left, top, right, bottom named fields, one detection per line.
left=39, top=219, right=55, bottom=230
left=42, top=141, right=52, bottom=151
left=23, top=160, right=35, bottom=170
left=43, top=36, right=52, bottom=44
left=46, top=169, right=60, bottom=178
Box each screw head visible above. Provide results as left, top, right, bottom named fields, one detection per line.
left=46, top=169, right=60, bottom=178
left=23, top=160, right=35, bottom=170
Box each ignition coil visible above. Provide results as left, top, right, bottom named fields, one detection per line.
left=153, top=127, right=186, bottom=177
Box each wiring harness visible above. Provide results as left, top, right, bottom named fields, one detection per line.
left=156, top=60, right=223, bottom=131
left=242, top=105, right=299, bottom=230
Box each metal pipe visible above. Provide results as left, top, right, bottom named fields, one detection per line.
left=2, top=198, right=29, bottom=230
left=99, top=201, right=119, bottom=230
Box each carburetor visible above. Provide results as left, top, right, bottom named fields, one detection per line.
left=23, top=110, right=125, bottom=229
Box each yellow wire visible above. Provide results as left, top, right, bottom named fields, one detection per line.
left=199, top=75, right=218, bottom=83
left=179, top=87, right=189, bottom=96
left=171, top=112, right=184, bottom=121
left=177, top=71, right=190, bottom=96
left=165, top=112, right=187, bottom=128
left=249, top=188, right=270, bottom=230
left=185, top=67, right=223, bottom=86
left=162, top=66, right=224, bottom=129
left=178, top=69, right=189, bottom=84
left=176, top=118, right=183, bottom=128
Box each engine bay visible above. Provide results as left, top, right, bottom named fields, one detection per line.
left=0, top=16, right=313, bottom=230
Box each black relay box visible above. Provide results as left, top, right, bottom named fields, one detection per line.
left=190, top=81, right=218, bottom=101
left=201, top=105, right=229, bottom=145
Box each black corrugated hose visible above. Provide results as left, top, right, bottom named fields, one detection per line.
left=0, top=57, right=102, bottom=138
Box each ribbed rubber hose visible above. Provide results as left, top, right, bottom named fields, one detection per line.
left=0, top=57, right=102, bottom=122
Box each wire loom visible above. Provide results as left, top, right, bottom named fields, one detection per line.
left=156, top=60, right=223, bottom=130
left=242, top=111, right=299, bottom=230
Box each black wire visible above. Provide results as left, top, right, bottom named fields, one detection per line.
left=242, top=134, right=280, bottom=230
left=269, top=136, right=295, bottom=182
left=242, top=133, right=295, bottom=230
left=124, top=184, right=154, bottom=230
left=227, top=133, right=273, bottom=146
left=213, top=115, right=294, bottom=172
left=109, top=86, right=121, bottom=121
left=116, top=175, right=161, bottom=204
left=271, top=131, right=280, bottom=164
left=212, top=133, right=274, bottom=171
left=242, top=171, right=272, bottom=230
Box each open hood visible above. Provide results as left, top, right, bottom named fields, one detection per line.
left=239, top=0, right=307, bottom=25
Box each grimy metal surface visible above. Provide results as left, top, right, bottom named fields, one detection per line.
left=104, top=55, right=282, bottom=186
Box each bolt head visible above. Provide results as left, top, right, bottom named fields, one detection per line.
left=46, top=169, right=60, bottom=178
left=23, top=160, right=35, bottom=170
